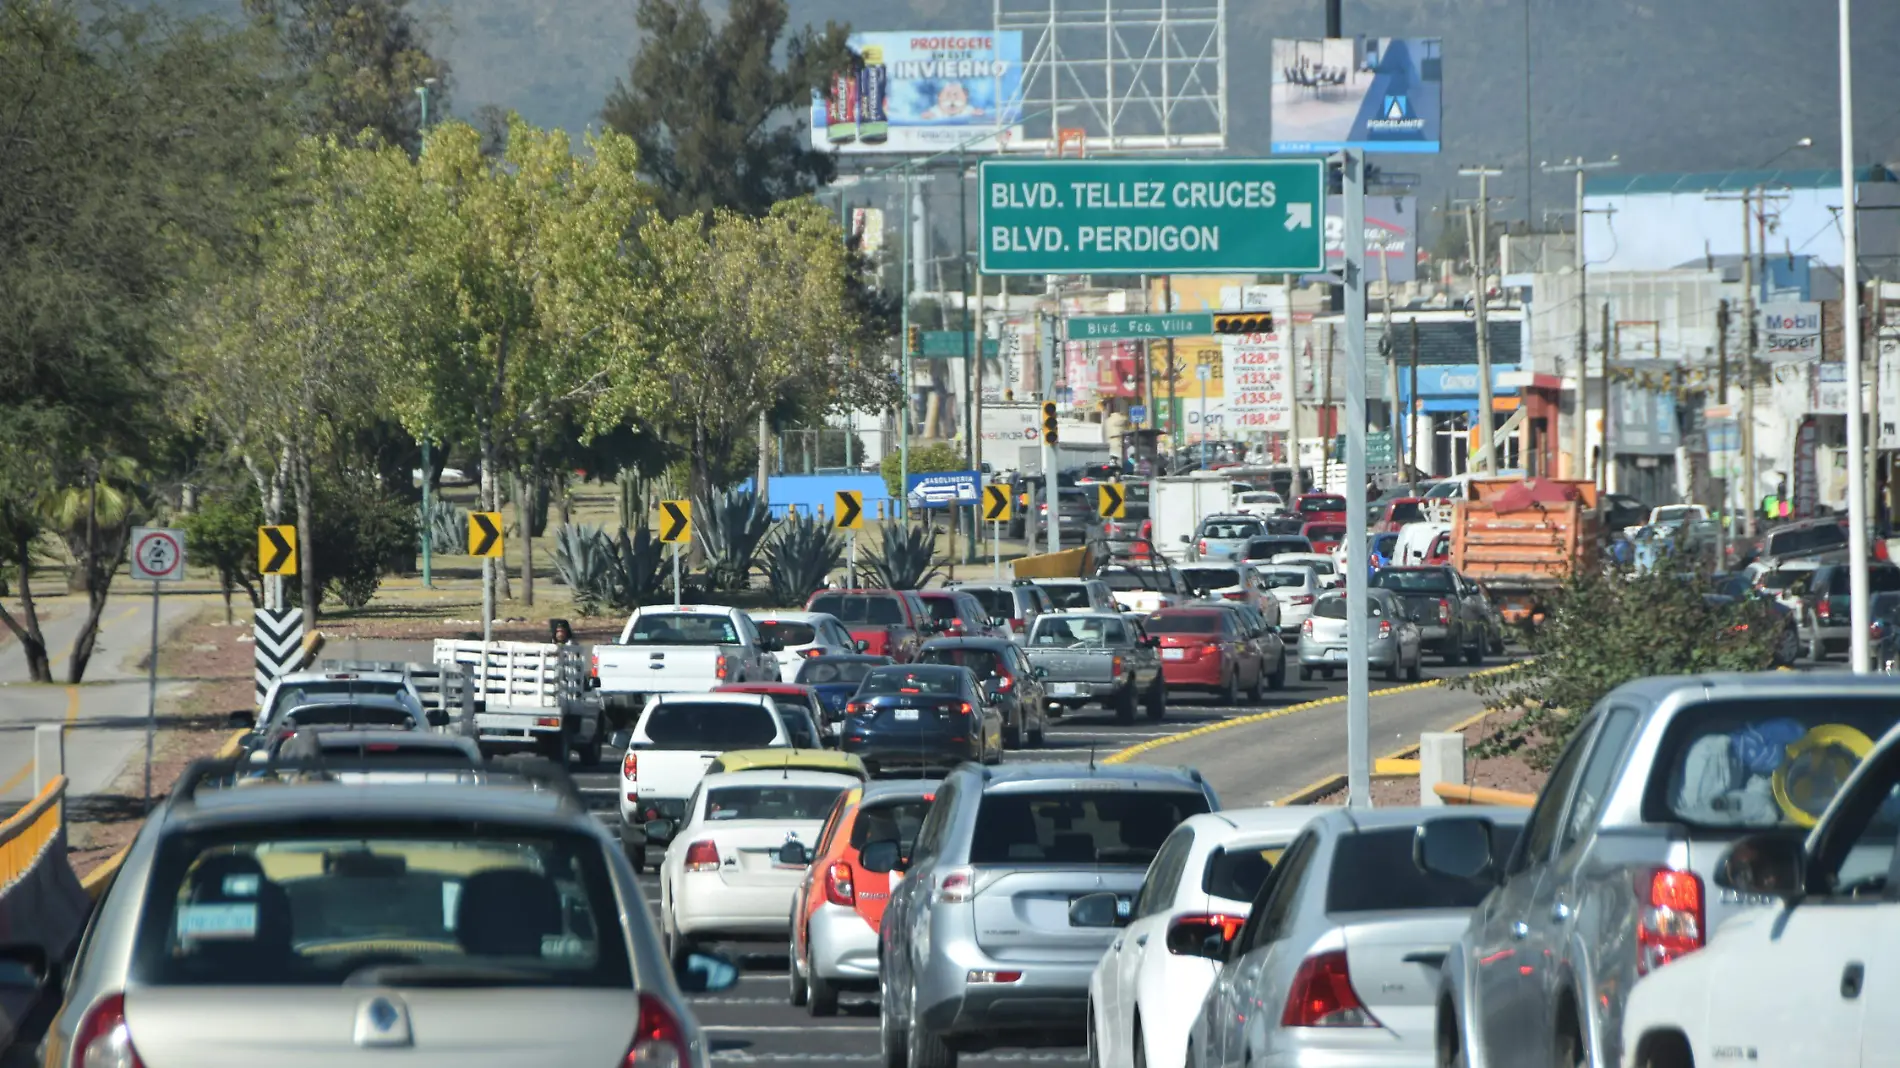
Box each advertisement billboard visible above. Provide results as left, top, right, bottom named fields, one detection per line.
left=1314, top=194, right=1415, bottom=283
left=1269, top=37, right=1442, bottom=154
left=1759, top=302, right=1823, bottom=365
left=1222, top=289, right=1293, bottom=434
left=811, top=32, right=1023, bottom=155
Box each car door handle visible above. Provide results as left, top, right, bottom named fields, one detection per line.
left=1550, top=902, right=1572, bottom=923
left=1112, top=939, right=1123, bottom=952
left=1842, top=962, right=1865, bottom=999
left=1135, top=934, right=1149, bottom=948
left=1512, top=922, right=1530, bottom=940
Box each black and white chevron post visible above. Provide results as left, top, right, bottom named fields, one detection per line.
left=254, top=607, right=307, bottom=706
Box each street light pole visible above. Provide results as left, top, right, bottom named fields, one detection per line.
left=1543, top=156, right=1619, bottom=480
left=416, top=76, right=437, bottom=588
left=1838, top=0, right=1871, bottom=672
left=1459, top=166, right=1505, bottom=474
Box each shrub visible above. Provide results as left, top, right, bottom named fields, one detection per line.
left=695, top=487, right=773, bottom=591
left=864, top=523, right=941, bottom=590
left=879, top=441, right=966, bottom=499
left=763, top=514, right=845, bottom=606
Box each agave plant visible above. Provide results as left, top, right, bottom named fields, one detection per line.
left=694, top=488, right=773, bottom=591
left=417, top=499, right=468, bottom=557
left=605, top=525, right=667, bottom=609
left=551, top=523, right=614, bottom=616
left=864, top=523, right=941, bottom=591
left=762, top=515, right=845, bottom=607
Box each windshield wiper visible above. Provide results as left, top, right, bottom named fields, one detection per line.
left=344, top=963, right=558, bottom=988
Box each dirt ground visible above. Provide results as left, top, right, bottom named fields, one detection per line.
left=1321, top=708, right=1550, bottom=807
left=66, top=606, right=255, bottom=878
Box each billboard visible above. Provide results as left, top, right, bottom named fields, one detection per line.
left=1759, top=302, right=1823, bottom=365
left=1222, top=288, right=1294, bottom=434
left=811, top=32, right=1023, bottom=155
left=1306, top=194, right=1416, bottom=283
left=1270, top=37, right=1442, bottom=154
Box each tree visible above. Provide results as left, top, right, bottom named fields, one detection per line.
left=600, top=0, right=849, bottom=219
left=880, top=442, right=964, bottom=498
left=245, top=0, right=450, bottom=151
left=183, top=491, right=266, bottom=624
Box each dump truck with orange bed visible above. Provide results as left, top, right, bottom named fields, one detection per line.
left=1448, top=477, right=1600, bottom=626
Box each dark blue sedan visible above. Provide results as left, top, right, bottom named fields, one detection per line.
left=793, top=654, right=895, bottom=725
left=839, top=664, right=1004, bottom=777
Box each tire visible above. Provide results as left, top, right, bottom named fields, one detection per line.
left=1407, top=653, right=1423, bottom=682
left=1385, top=658, right=1400, bottom=681
left=1776, top=626, right=1800, bottom=667
left=663, top=913, right=695, bottom=973
left=1441, top=640, right=1462, bottom=667
left=1299, top=665, right=1314, bottom=682
left=1145, top=677, right=1167, bottom=721
left=1809, top=623, right=1829, bottom=662
left=1004, top=720, right=1022, bottom=748
left=622, top=842, right=647, bottom=873
left=789, top=931, right=809, bottom=1007
left=1115, top=681, right=1139, bottom=725
left=537, top=731, right=570, bottom=768
left=1217, top=670, right=1239, bottom=706
left=575, top=727, right=604, bottom=768
left=1464, top=638, right=1484, bottom=667
left=1267, top=650, right=1287, bottom=690
left=1489, top=628, right=1507, bottom=656
left=908, top=982, right=958, bottom=1068
left=1554, top=1018, right=1587, bottom=1068
left=1632, top=1032, right=1695, bottom=1068
left=1246, top=662, right=1265, bottom=701
left=880, top=973, right=909, bottom=1068
left=809, top=969, right=839, bottom=1017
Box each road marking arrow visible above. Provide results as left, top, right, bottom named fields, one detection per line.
left=658, top=500, right=692, bottom=543
left=468, top=512, right=504, bottom=557
left=983, top=485, right=1012, bottom=522
left=1097, top=483, right=1126, bottom=519
left=833, top=491, right=864, bottom=530
left=1285, top=202, right=1314, bottom=231
left=258, top=525, right=298, bottom=575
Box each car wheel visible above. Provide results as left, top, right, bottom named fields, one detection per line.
left=1407, top=653, right=1422, bottom=682
left=880, top=973, right=909, bottom=1068
left=1132, top=1019, right=1148, bottom=1068
left=808, top=967, right=839, bottom=1017
left=663, top=913, right=694, bottom=973
left=1246, top=663, right=1265, bottom=701
left=622, top=841, right=646, bottom=873
left=1320, top=667, right=1335, bottom=680
left=1087, top=1004, right=1102, bottom=1068
left=1464, top=637, right=1484, bottom=666
left=1146, top=677, right=1167, bottom=721
left=1489, top=628, right=1507, bottom=655
left=1115, top=682, right=1139, bottom=725
left=1385, top=658, right=1400, bottom=681
left=1777, top=626, right=1800, bottom=666
left=1217, top=670, right=1239, bottom=705
left=789, top=931, right=809, bottom=1007
left=1268, top=650, right=1287, bottom=690
left=575, top=729, right=604, bottom=768
left=1441, top=641, right=1462, bottom=667
left=908, top=982, right=958, bottom=1068
left=1809, top=624, right=1829, bottom=662
left=1004, top=718, right=1022, bottom=748
left=1553, top=1017, right=1587, bottom=1068
left=1298, top=665, right=1314, bottom=682
left=537, top=731, right=570, bottom=768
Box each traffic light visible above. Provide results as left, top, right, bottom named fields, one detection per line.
left=1041, top=401, right=1059, bottom=445
left=906, top=325, right=922, bottom=353
left=1212, top=312, right=1275, bottom=335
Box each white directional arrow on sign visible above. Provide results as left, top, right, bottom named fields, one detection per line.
left=1285, top=202, right=1314, bottom=231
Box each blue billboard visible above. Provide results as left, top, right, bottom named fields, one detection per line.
left=1270, top=37, right=1442, bottom=154
left=811, top=31, right=1024, bottom=155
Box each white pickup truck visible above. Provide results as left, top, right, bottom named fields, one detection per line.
left=431, top=639, right=604, bottom=766
left=590, top=604, right=780, bottom=726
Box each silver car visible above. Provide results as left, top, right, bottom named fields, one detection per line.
left=1186, top=806, right=1528, bottom=1068
left=40, top=754, right=737, bottom=1067
left=1188, top=515, right=1268, bottom=562
left=1297, top=589, right=1421, bottom=682
left=872, top=762, right=1219, bottom=1066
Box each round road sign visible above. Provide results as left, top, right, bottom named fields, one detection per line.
left=131, top=527, right=186, bottom=583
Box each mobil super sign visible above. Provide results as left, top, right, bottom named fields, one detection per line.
left=979, top=158, right=1325, bottom=275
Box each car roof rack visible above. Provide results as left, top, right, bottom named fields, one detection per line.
left=172, top=755, right=586, bottom=810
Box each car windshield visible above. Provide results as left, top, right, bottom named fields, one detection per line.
left=851, top=797, right=933, bottom=852
left=960, top=588, right=1016, bottom=617
left=131, top=823, right=630, bottom=988
left=755, top=620, right=818, bottom=646
left=1655, top=697, right=1900, bottom=830
left=640, top=701, right=779, bottom=749
left=1299, top=496, right=1345, bottom=513
left=1031, top=617, right=1129, bottom=646
left=807, top=593, right=906, bottom=626
left=968, top=790, right=1210, bottom=866
left=1200, top=520, right=1263, bottom=540
left=625, top=612, right=739, bottom=644
left=1099, top=569, right=1160, bottom=592
left=706, top=785, right=845, bottom=821
left=796, top=659, right=881, bottom=685
left=1313, top=596, right=1390, bottom=620
left=1766, top=524, right=1847, bottom=556
left=1202, top=843, right=1288, bottom=901
left=859, top=668, right=965, bottom=697
left=1245, top=537, right=1313, bottom=561
left=299, top=737, right=472, bottom=765
left=920, top=596, right=966, bottom=624
left=1146, top=613, right=1222, bottom=634
left=1180, top=567, right=1243, bottom=590
left=267, top=680, right=411, bottom=720
left=1374, top=570, right=1455, bottom=593
left=1304, top=524, right=1345, bottom=540
left=1039, top=584, right=1097, bottom=610
left=1259, top=569, right=1311, bottom=589
left=1388, top=502, right=1424, bottom=524
left=918, top=647, right=1006, bottom=677
left=1326, top=826, right=1523, bottom=912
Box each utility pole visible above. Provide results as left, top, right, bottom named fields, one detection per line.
left=1741, top=192, right=1757, bottom=535
left=960, top=154, right=978, bottom=563
left=1409, top=318, right=1422, bottom=493
left=1838, top=0, right=1870, bottom=673
left=1290, top=337, right=1305, bottom=498
left=899, top=169, right=913, bottom=520
left=1543, top=156, right=1619, bottom=479
left=1381, top=250, right=1401, bottom=489
left=1164, top=276, right=1178, bottom=469
left=1322, top=323, right=1335, bottom=488
left=1459, top=166, right=1505, bottom=474
left=1342, top=149, right=1371, bottom=808
left=415, top=76, right=438, bottom=588
left=1605, top=307, right=1618, bottom=490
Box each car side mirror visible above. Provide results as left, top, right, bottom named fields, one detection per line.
left=777, top=840, right=812, bottom=867
left=611, top=729, right=634, bottom=750
left=1165, top=915, right=1241, bottom=961
left=855, top=639, right=870, bottom=652
left=426, top=709, right=450, bottom=728
left=228, top=709, right=257, bottom=729
left=1178, top=535, right=1190, bottom=543
left=674, top=950, right=741, bottom=994
left=0, top=944, right=49, bottom=992
left=860, top=839, right=902, bottom=874
left=991, top=616, right=1009, bottom=628
left=1033, top=666, right=1049, bottom=680
left=1716, top=830, right=1808, bottom=901
left=1414, top=816, right=1500, bottom=884
left=1067, top=891, right=1128, bottom=928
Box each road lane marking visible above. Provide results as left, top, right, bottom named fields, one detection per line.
left=47, top=603, right=142, bottom=669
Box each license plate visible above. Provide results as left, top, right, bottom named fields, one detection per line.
left=894, top=708, right=919, bottom=721
left=1048, top=682, right=1080, bottom=696
left=1162, top=648, right=1185, bottom=660
left=1327, top=648, right=1346, bottom=661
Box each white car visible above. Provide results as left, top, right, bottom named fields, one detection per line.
left=1232, top=490, right=1286, bottom=517
left=1257, top=565, right=1321, bottom=638
left=750, top=610, right=863, bottom=681
left=1089, top=808, right=1317, bottom=1068
left=1273, top=552, right=1342, bottom=590
left=1177, top=561, right=1273, bottom=616
left=1620, top=721, right=1900, bottom=1068
left=618, top=691, right=801, bottom=871
left=1033, top=577, right=1123, bottom=614
left=658, top=768, right=860, bottom=966
left=1099, top=564, right=1191, bottom=614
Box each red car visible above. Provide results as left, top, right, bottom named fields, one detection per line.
left=1302, top=521, right=1347, bottom=554
left=804, top=589, right=935, bottom=662
left=1294, top=492, right=1348, bottom=524
left=1147, top=606, right=1266, bottom=705
left=912, top=589, right=1000, bottom=639
left=1374, top=497, right=1426, bottom=533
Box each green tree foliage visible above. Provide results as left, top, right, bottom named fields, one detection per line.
left=183, top=491, right=267, bottom=623
left=1453, top=562, right=1782, bottom=769
left=880, top=442, right=965, bottom=498
left=600, top=0, right=849, bottom=219
left=245, top=0, right=450, bottom=151
left=306, top=480, right=418, bottom=610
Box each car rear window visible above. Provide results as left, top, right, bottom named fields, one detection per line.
left=1388, top=502, right=1423, bottom=524
left=1304, top=524, right=1346, bottom=540
left=1313, top=596, right=1391, bottom=620
left=131, top=822, right=631, bottom=988
left=860, top=667, right=966, bottom=697
left=1652, top=697, right=1900, bottom=829
left=969, top=790, right=1210, bottom=866
left=282, top=705, right=414, bottom=730
left=796, top=659, right=880, bottom=685
left=640, top=701, right=779, bottom=749
left=1146, top=613, right=1223, bottom=634
left=706, top=785, right=846, bottom=821
left=1260, top=569, right=1311, bottom=589
left=1181, top=567, right=1243, bottom=591
left=267, top=681, right=409, bottom=719
left=808, top=593, right=906, bottom=625
left=756, top=620, right=818, bottom=646
left=1375, top=570, right=1455, bottom=593
left=850, top=798, right=933, bottom=852
left=960, top=588, right=1016, bottom=617
left=306, top=738, right=472, bottom=765
left=1031, top=616, right=1129, bottom=646
left=1766, top=524, right=1847, bottom=556
left=918, top=594, right=967, bottom=624
left=1202, top=843, right=1288, bottom=901
left=918, top=647, right=1006, bottom=677
left=1326, top=826, right=1522, bottom=913
left=1299, top=496, right=1346, bottom=513
left=1245, top=537, right=1314, bottom=561
left=1039, top=584, right=1096, bottom=610
left=1202, top=520, right=1264, bottom=540
left=625, top=612, right=740, bottom=644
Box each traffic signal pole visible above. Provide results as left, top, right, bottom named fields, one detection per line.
left=1041, top=316, right=1060, bottom=554
left=1342, top=150, right=1371, bottom=809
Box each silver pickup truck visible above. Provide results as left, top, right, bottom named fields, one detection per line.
left=1021, top=611, right=1166, bottom=724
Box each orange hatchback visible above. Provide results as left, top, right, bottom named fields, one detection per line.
left=786, top=778, right=937, bottom=1016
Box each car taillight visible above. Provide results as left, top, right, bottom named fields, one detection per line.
left=1112, top=655, right=1124, bottom=675
left=1198, top=539, right=1208, bottom=556
left=1818, top=599, right=1833, bottom=622
left=683, top=840, right=721, bottom=873
left=1281, top=950, right=1378, bottom=1028
left=995, top=673, right=1013, bottom=691
left=1291, top=594, right=1315, bottom=606
left=846, top=701, right=868, bottom=717
left=1011, top=617, right=1026, bottom=632
left=1166, top=913, right=1246, bottom=956
left=1378, top=620, right=1392, bottom=639
left=1874, top=619, right=1889, bottom=640
left=622, top=992, right=691, bottom=1067
left=1437, top=598, right=1452, bottom=624
left=1301, top=618, right=1314, bottom=636
left=825, top=861, right=856, bottom=906
left=715, top=653, right=731, bottom=680
left=936, top=867, right=974, bottom=904
left=590, top=653, right=600, bottom=679
left=1222, top=591, right=1246, bottom=600
left=72, top=993, right=145, bottom=1068
left=958, top=702, right=974, bottom=717
left=1201, top=642, right=1220, bottom=656
left=799, top=648, right=825, bottom=659
left=622, top=751, right=638, bottom=779
left=1637, top=869, right=1704, bottom=974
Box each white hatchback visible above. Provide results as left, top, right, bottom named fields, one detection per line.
left=658, top=769, right=860, bottom=965
left=750, top=610, right=863, bottom=681
left=1257, top=564, right=1321, bottom=638
left=1273, top=552, right=1343, bottom=590
left=1088, top=808, right=1317, bottom=1068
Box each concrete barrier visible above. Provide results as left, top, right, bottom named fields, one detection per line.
left=0, top=775, right=89, bottom=1009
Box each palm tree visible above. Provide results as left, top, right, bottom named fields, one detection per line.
left=39, top=455, right=148, bottom=683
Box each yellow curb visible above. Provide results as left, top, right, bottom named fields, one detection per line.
left=1373, top=757, right=1420, bottom=777
left=1276, top=773, right=1348, bottom=805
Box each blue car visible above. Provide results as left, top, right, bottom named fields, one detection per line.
left=793, top=653, right=894, bottom=725
left=1371, top=531, right=1399, bottom=568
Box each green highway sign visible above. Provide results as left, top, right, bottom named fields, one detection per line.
left=1335, top=430, right=1397, bottom=468
left=980, top=158, right=1326, bottom=275
left=919, top=332, right=1001, bottom=359
left=1067, top=313, right=1215, bottom=340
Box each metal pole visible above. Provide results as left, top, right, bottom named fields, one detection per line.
left=1043, top=311, right=1060, bottom=554
left=1839, top=0, right=1871, bottom=672
left=1741, top=192, right=1758, bottom=534
left=144, top=580, right=158, bottom=813
left=962, top=154, right=977, bottom=563
left=900, top=169, right=913, bottom=520
left=1409, top=318, right=1422, bottom=491
left=848, top=533, right=857, bottom=588
left=1165, top=277, right=1178, bottom=466
left=1574, top=166, right=1589, bottom=479
left=482, top=558, right=494, bottom=644
left=1343, top=150, right=1372, bottom=809
left=1382, top=247, right=1400, bottom=486
left=420, top=438, right=433, bottom=588
left=1473, top=170, right=1498, bottom=473
left=993, top=520, right=1001, bottom=579
left=672, top=545, right=682, bottom=608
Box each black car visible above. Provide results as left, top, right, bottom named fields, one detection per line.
left=839, top=664, right=1005, bottom=776
left=915, top=636, right=1049, bottom=748
left=1242, top=534, right=1315, bottom=564
left=793, top=653, right=896, bottom=725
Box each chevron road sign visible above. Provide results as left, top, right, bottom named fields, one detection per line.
left=833, top=491, right=864, bottom=530
left=253, top=607, right=306, bottom=707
